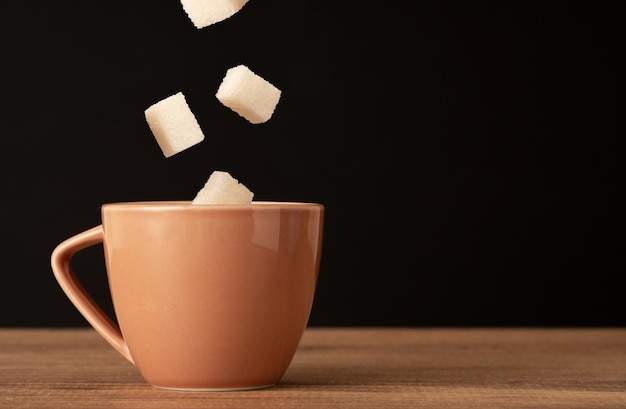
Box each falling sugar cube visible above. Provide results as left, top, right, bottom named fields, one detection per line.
left=180, top=0, right=250, bottom=29
left=216, top=65, right=282, bottom=124
left=192, top=171, right=254, bottom=204
left=144, top=92, right=205, bottom=158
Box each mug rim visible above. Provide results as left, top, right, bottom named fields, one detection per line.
left=101, top=201, right=324, bottom=211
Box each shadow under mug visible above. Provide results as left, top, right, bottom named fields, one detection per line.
left=51, top=201, right=324, bottom=391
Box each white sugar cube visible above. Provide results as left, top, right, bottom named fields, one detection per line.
left=180, top=0, right=249, bottom=29
left=216, top=65, right=281, bottom=124
left=144, top=92, right=204, bottom=158
left=192, top=171, right=254, bottom=204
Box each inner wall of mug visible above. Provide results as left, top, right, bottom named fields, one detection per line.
left=102, top=201, right=323, bottom=210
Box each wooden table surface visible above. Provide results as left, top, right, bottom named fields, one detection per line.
left=1, top=328, right=625, bottom=408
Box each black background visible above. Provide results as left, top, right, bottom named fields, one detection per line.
left=2, top=2, right=625, bottom=327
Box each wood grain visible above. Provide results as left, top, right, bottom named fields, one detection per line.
left=1, top=328, right=625, bottom=408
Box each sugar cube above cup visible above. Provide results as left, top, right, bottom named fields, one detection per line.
left=216, top=65, right=282, bottom=124
left=144, top=92, right=205, bottom=158
left=180, top=0, right=250, bottom=29
left=192, top=170, right=254, bottom=204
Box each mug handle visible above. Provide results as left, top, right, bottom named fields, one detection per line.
left=51, top=225, right=134, bottom=364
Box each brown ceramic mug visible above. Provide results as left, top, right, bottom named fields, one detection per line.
left=51, top=201, right=324, bottom=391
